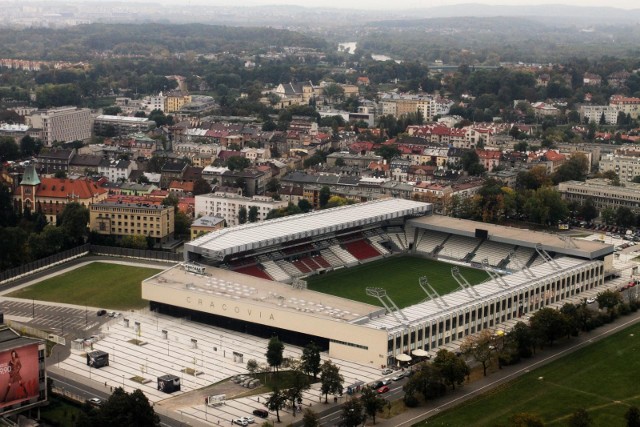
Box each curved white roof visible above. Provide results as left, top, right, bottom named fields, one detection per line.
left=186, top=199, right=431, bottom=260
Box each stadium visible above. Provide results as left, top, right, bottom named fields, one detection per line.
left=142, top=199, right=614, bottom=367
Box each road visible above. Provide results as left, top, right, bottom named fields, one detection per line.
left=48, top=371, right=182, bottom=427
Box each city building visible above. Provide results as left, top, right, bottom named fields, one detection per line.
left=26, top=106, right=92, bottom=146
left=558, top=178, right=640, bottom=214
left=194, top=191, right=287, bottom=227
left=89, top=201, right=175, bottom=244
left=190, top=215, right=225, bottom=240
left=599, top=153, right=640, bottom=182
left=36, top=148, right=76, bottom=174
left=93, top=115, right=155, bottom=137
left=98, top=159, right=135, bottom=183
left=14, top=165, right=108, bottom=223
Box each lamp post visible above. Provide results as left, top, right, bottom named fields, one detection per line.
left=32, top=299, right=35, bottom=319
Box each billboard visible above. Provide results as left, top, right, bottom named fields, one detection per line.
left=0, top=344, right=40, bottom=410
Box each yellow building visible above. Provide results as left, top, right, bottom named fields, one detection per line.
left=164, top=92, right=192, bottom=113
left=89, top=201, right=175, bottom=244
left=190, top=215, right=225, bottom=240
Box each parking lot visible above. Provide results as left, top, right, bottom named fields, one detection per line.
left=0, top=298, right=111, bottom=335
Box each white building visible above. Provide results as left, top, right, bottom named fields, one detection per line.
left=195, top=191, right=288, bottom=227
left=599, top=153, right=640, bottom=182
left=98, top=159, right=135, bottom=182
left=26, top=106, right=92, bottom=146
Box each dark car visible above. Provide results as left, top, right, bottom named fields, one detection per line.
left=96, top=309, right=107, bottom=316
left=252, top=409, right=268, bottom=418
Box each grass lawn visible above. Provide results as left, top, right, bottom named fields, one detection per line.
left=40, top=396, right=83, bottom=426
left=423, top=322, right=640, bottom=426
left=8, top=263, right=161, bottom=310
left=306, top=256, right=488, bottom=309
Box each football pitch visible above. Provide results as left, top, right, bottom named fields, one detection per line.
left=423, top=320, right=640, bottom=426
left=8, top=262, right=161, bottom=310
left=306, top=256, right=489, bottom=309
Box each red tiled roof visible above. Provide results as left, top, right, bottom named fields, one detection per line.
left=36, top=178, right=107, bottom=199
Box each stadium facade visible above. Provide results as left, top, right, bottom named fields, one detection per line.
left=143, top=199, right=614, bottom=367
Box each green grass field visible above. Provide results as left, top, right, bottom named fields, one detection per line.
left=423, top=322, right=640, bottom=426
left=8, top=263, right=161, bottom=310
left=306, top=256, right=488, bottom=309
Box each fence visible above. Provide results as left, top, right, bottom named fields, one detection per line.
left=0, top=244, right=90, bottom=284
left=5, top=319, right=65, bottom=346
left=0, top=244, right=181, bottom=285
left=89, top=245, right=182, bottom=262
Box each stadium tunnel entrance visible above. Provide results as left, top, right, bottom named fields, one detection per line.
left=150, top=301, right=330, bottom=352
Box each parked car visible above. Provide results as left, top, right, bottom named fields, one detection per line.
left=381, top=378, right=392, bottom=385
left=391, top=374, right=404, bottom=382
left=586, top=297, right=596, bottom=304
left=253, top=409, right=269, bottom=418
left=381, top=368, right=393, bottom=375
left=240, top=417, right=255, bottom=424
left=96, top=309, right=107, bottom=316
left=377, top=385, right=390, bottom=394
left=370, top=381, right=384, bottom=389
left=233, top=419, right=248, bottom=426
left=87, top=397, right=102, bottom=407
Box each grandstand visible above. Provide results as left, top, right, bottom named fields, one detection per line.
left=143, top=199, right=615, bottom=367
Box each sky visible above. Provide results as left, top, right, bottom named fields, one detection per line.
left=181, top=0, right=640, bottom=9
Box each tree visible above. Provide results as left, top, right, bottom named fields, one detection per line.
left=192, top=178, right=211, bottom=196
left=323, top=83, right=345, bottom=103
left=616, top=206, right=636, bottom=228
left=238, top=206, right=247, bottom=224
left=374, top=145, right=401, bottom=161
left=248, top=206, right=259, bottom=223
left=20, top=135, right=42, bottom=157
left=360, top=386, right=386, bottom=424
left=76, top=387, right=159, bottom=427
left=58, top=202, right=89, bottom=245
left=246, top=359, right=259, bottom=375
left=596, top=289, right=622, bottom=315
left=568, top=408, right=592, bottom=427
left=301, top=342, right=322, bottom=380
left=298, top=199, right=313, bottom=213
left=0, top=137, right=20, bottom=161
left=302, top=408, right=320, bottom=427
left=461, top=150, right=485, bottom=176
left=265, top=386, right=287, bottom=423
left=529, top=307, right=569, bottom=347
left=403, top=362, right=446, bottom=401
left=508, top=412, right=544, bottom=427
left=320, top=360, right=344, bottom=403
left=286, top=362, right=310, bottom=417
left=579, top=198, right=598, bottom=222
left=266, top=178, right=281, bottom=194
left=226, top=156, right=250, bottom=171
left=174, top=211, right=191, bottom=238
left=601, top=206, right=616, bottom=225
left=625, top=406, right=640, bottom=427
left=319, top=186, right=331, bottom=209
left=432, top=349, right=469, bottom=390
left=266, top=336, right=284, bottom=374
left=524, top=187, right=569, bottom=226
left=507, top=321, right=535, bottom=359
left=339, top=397, right=365, bottom=427
left=552, top=153, right=589, bottom=184
left=460, top=329, right=494, bottom=377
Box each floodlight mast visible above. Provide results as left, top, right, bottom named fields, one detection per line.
left=366, top=287, right=408, bottom=322
left=481, top=259, right=509, bottom=288
left=535, top=243, right=561, bottom=269
left=418, top=276, right=449, bottom=308
left=451, top=267, right=481, bottom=297
left=507, top=250, right=536, bottom=278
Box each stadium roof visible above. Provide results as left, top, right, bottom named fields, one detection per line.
left=408, top=216, right=613, bottom=259
left=186, top=199, right=431, bottom=260
left=361, top=257, right=601, bottom=335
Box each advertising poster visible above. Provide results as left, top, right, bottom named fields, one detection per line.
left=0, top=344, right=39, bottom=409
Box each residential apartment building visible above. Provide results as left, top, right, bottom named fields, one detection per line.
left=164, top=91, right=192, bottom=113
left=98, top=159, right=134, bottom=182
left=599, top=153, right=640, bottom=182
left=93, top=115, right=155, bottom=137
left=89, top=201, right=175, bottom=244
left=558, top=179, right=640, bottom=214
left=27, top=106, right=92, bottom=146
left=36, top=148, right=75, bottom=174
left=195, top=191, right=287, bottom=227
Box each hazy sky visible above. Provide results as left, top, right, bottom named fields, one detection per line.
left=213, top=0, right=640, bottom=9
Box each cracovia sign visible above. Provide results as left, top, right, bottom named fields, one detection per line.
left=185, top=296, right=275, bottom=320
